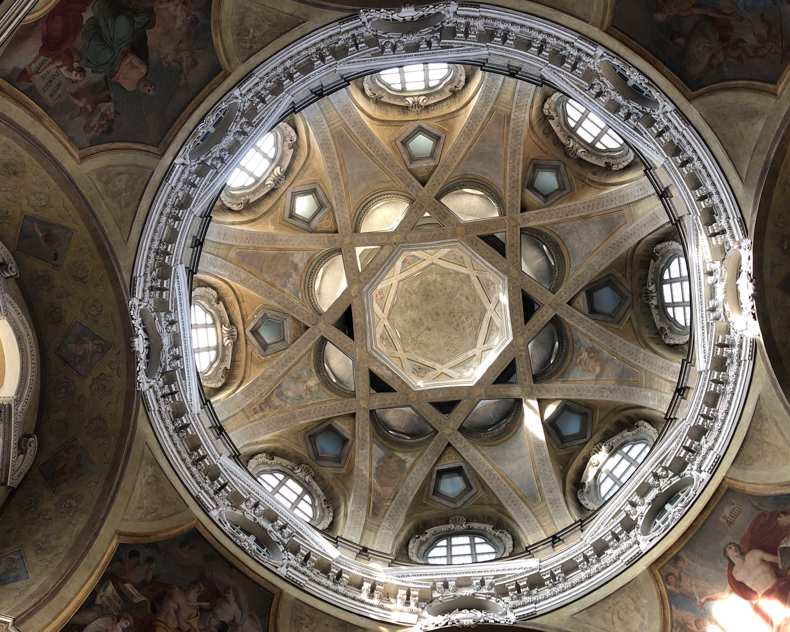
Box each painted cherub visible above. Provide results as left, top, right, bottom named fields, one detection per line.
left=205, top=586, right=242, bottom=631
left=653, top=0, right=743, bottom=22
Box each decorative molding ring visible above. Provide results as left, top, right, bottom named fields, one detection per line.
left=0, top=244, right=38, bottom=491
left=129, top=2, right=755, bottom=625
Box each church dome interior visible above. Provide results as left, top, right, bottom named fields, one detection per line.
left=0, top=1, right=786, bottom=632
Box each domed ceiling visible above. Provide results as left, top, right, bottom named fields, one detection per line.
left=126, top=5, right=755, bottom=628
left=194, top=67, right=684, bottom=555
left=0, top=0, right=778, bottom=629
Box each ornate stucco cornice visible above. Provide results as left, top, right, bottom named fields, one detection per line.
left=0, top=243, right=38, bottom=492
left=129, top=3, right=756, bottom=628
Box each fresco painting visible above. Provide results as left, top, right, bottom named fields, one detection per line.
left=234, top=250, right=319, bottom=301
left=612, top=0, right=790, bottom=92
left=16, top=214, right=74, bottom=267
left=38, top=437, right=97, bottom=494
left=251, top=355, right=331, bottom=416
left=0, top=0, right=222, bottom=149
left=560, top=330, right=639, bottom=381
left=0, top=550, right=29, bottom=586
left=289, top=599, right=364, bottom=632
left=55, top=320, right=112, bottom=378
left=62, top=529, right=274, bottom=632
left=369, top=438, right=417, bottom=517
left=659, top=488, right=790, bottom=632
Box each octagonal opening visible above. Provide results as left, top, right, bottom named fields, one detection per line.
left=364, top=241, right=512, bottom=390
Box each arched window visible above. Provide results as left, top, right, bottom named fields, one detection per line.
left=438, top=181, right=503, bottom=222
left=521, top=229, right=564, bottom=291
left=190, top=287, right=236, bottom=388
left=373, top=406, right=435, bottom=446
left=578, top=420, right=658, bottom=511
left=356, top=193, right=412, bottom=233
left=315, top=339, right=355, bottom=398
left=307, top=250, right=347, bottom=314
left=258, top=471, right=315, bottom=522
left=597, top=440, right=650, bottom=501
left=460, top=399, right=518, bottom=440
left=528, top=317, right=568, bottom=382
left=426, top=534, right=497, bottom=565
left=543, top=92, right=634, bottom=170
left=408, top=516, right=513, bottom=565
left=220, top=122, right=296, bottom=210
left=649, top=485, right=692, bottom=535
left=227, top=131, right=278, bottom=190
left=363, top=64, right=465, bottom=112
left=644, top=241, right=691, bottom=345
left=191, top=303, right=218, bottom=373
left=248, top=453, right=333, bottom=530
left=564, top=98, right=625, bottom=152
left=661, top=255, right=691, bottom=328
left=378, top=63, right=452, bottom=92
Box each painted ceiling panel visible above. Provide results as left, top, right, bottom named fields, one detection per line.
left=550, top=212, right=627, bottom=273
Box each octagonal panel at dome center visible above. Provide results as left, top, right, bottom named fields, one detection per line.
left=364, top=240, right=512, bottom=389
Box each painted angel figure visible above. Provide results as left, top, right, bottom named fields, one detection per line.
left=197, top=568, right=262, bottom=632
left=698, top=508, right=790, bottom=629
left=83, top=613, right=134, bottom=632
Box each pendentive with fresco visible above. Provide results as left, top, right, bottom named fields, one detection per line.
left=129, top=3, right=756, bottom=629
